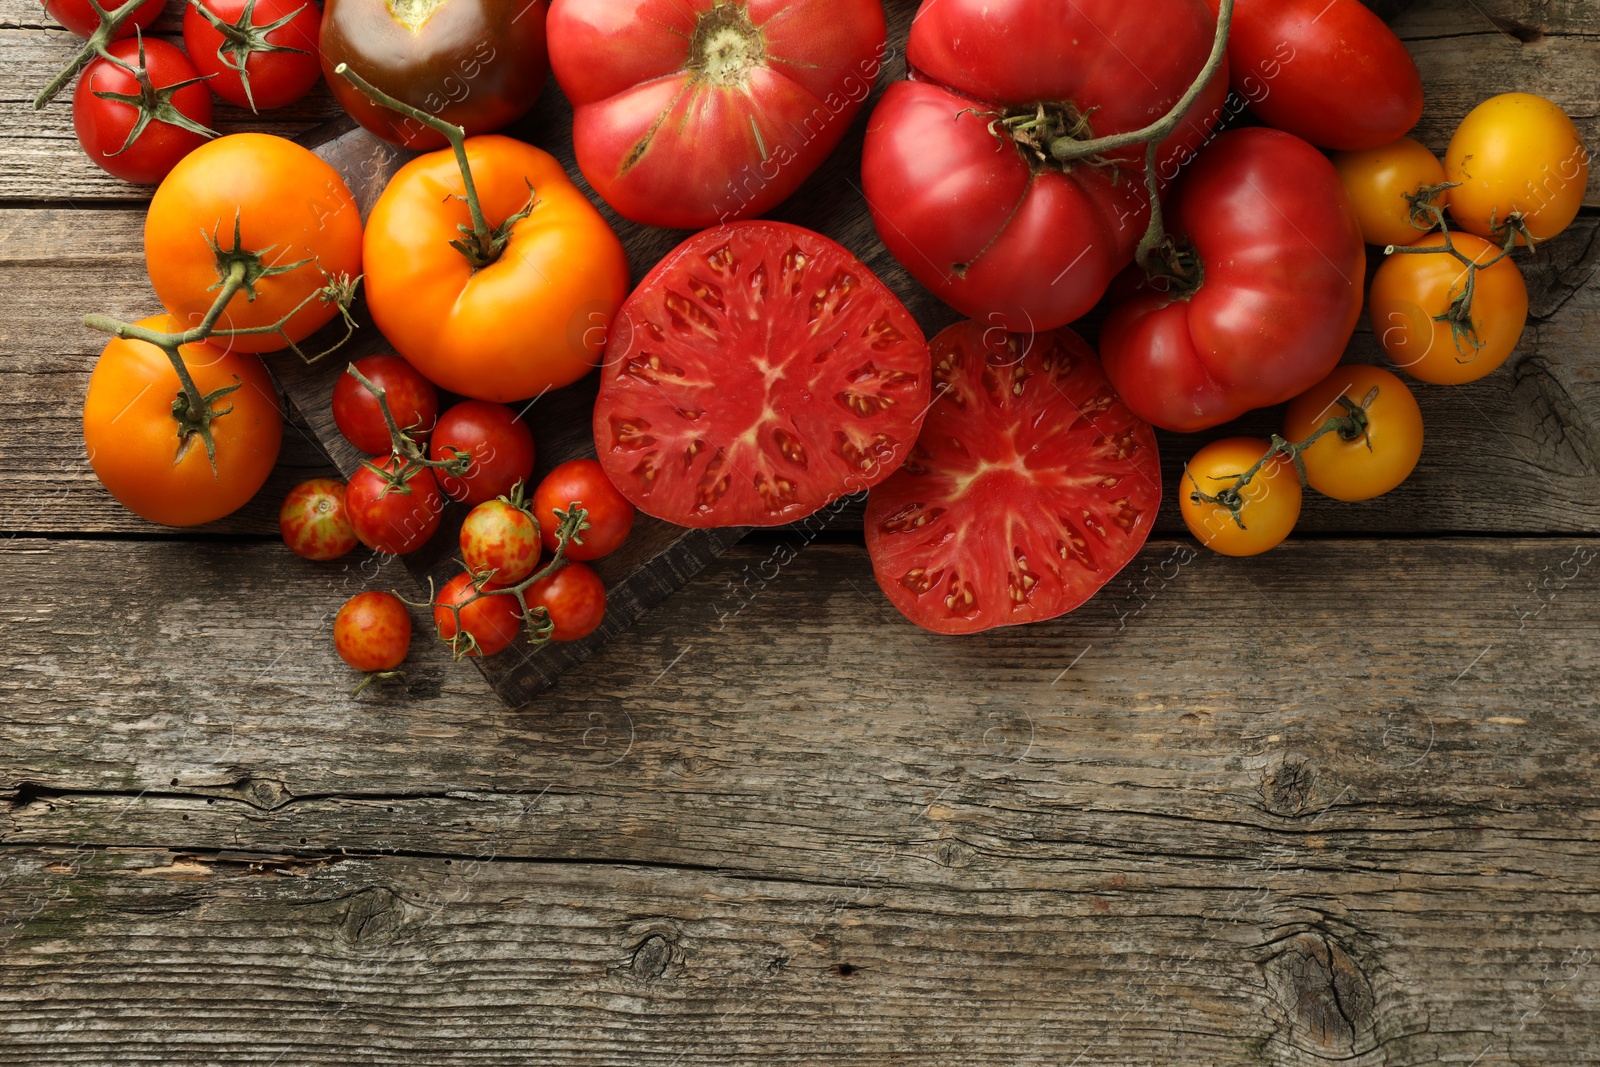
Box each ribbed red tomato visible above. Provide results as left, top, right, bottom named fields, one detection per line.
left=865, top=323, right=1161, bottom=635
left=592, top=221, right=930, bottom=528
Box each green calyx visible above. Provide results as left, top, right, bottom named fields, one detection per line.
left=92, top=32, right=219, bottom=158
left=188, top=0, right=311, bottom=113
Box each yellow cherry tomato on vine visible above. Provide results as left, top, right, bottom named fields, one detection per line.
left=1179, top=437, right=1302, bottom=557
left=1444, top=92, right=1589, bottom=244
left=1283, top=365, right=1422, bottom=502
left=1332, top=136, right=1446, bottom=248
left=1369, top=231, right=1527, bottom=385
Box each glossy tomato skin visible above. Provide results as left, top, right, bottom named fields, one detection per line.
left=365, top=136, right=628, bottom=403
left=84, top=316, right=282, bottom=527
left=320, top=0, right=548, bottom=150
left=334, top=591, right=411, bottom=672
left=145, top=134, right=363, bottom=353
left=433, top=574, right=525, bottom=657
left=1332, top=136, right=1446, bottom=249
left=45, top=0, right=164, bottom=37
left=523, top=561, right=606, bottom=642
left=184, top=0, right=323, bottom=111
left=73, top=39, right=214, bottom=186
left=1100, top=127, right=1366, bottom=433
left=1283, top=365, right=1422, bottom=502
left=532, top=459, right=633, bottom=560
left=460, top=500, right=542, bottom=584
left=346, top=458, right=445, bottom=555
left=864, top=323, right=1161, bottom=635
left=332, top=355, right=440, bottom=455
left=429, top=402, right=536, bottom=507
left=1445, top=93, right=1590, bottom=244
left=280, top=478, right=359, bottom=560
left=1207, top=0, right=1422, bottom=151
left=549, top=0, right=885, bottom=228
left=593, top=221, right=930, bottom=528
left=861, top=0, right=1228, bottom=332
left=1180, top=438, right=1301, bottom=557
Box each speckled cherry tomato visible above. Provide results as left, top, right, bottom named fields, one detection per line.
left=279, top=478, right=358, bottom=560
left=433, top=573, right=526, bottom=657
left=523, top=560, right=606, bottom=642
left=429, top=401, right=536, bottom=506
left=332, top=354, right=440, bottom=455
left=532, top=459, right=634, bottom=560
left=345, top=457, right=444, bottom=555
left=334, top=590, right=411, bottom=671
left=460, top=499, right=542, bottom=584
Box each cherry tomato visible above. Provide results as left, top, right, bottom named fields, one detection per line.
left=1445, top=93, right=1590, bottom=245
left=364, top=135, right=628, bottom=402
left=532, top=459, right=633, bottom=561
left=83, top=315, right=282, bottom=527
left=1369, top=232, right=1528, bottom=385
left=144, top=133, right=363, bottom=353
left=184, top=0, right=323, bottom=112
left=73, top=38, right=215, bottom=186
left=460, top=500, right=542, bottom=585
left=1332, top=136, right=1447, bottom=248
left=524, top=561, right=606, bottom=642
left=1283, top=365, right=1423, bottom=502
left=433, top=573, right=526, bottom=658
left=45, top=0, right=164, bottom=38
left=1180, top=438, right=1302, bottom=557
left=334, top=591, right=411, bottom=672
left=332, top=355, right=440, bottom=455
left=346, top=457, right=445, bottom=555
left=279, top=478, right=359, bottom=560
left=429, top=401, right=536, bottom=507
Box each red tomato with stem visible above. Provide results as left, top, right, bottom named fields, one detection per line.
left=460, top=500, right=542, bottom=585
left=345, top=457, right=445, bottom=555
left=523, top=562, right=606, bottom=642
left=45, top=0, right=164, bottom=38
left=183, top=0, right=323, bottom=112
left=864, top=323, right=1161, bottom=635
left=332, top=355, right=440, bottom=455
left=1100, top=127, right=1366, bottom=433
left=334, top=591, right=411, bottom=672
left=280, top=478, right=359, bottom=561
left=429, top=402, right=536, bottom=507
left=532, top=459, right=634, bottom=560
left=73, top=37, right=215, bottom=185
left=860, top=0, right=1228, bottom=332
left=434, top=573, right=526, bottom=658
left=592, top=221, right=929, bottom=528
left=548, top=0, right=886, bottom=228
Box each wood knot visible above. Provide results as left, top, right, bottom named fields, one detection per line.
left=1261, top=930, right=1378, bottom=1056
left=935, top=840, right=976, bottom=869
left=234, top=778, right=292, bottom=811
left=338, top=886, right=412, bottom=947
left=1259, top=758, right=1317, bottom=818
left=629, top=933, right=677, bottom=980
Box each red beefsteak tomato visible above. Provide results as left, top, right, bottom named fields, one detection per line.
left=548, top=0, right=886, bottom=228
left=1100, top=127, right=1366, bottom=433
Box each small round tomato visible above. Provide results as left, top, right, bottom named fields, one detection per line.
left=334, top=591, right=411, bottom=672
left=184, top=0, right=323, bottom=112
left=1180, top=438, right=1302, bottom=557
left=532, top=459, right=634, bottom=561
left=346, top=457, right=444, bottom=556
left=429, top=402, right=536, bottom=506
left=524, top=561, right=606, bottom=642
left=45, top=0, right=164, bottom=38
left=144, top=133, right=363, bottom=353
left=1369, top=232, right=1528, bottom=385
left=332, top=355, right=440, bottom=455
left=280, top=478, right=359, bottom=560
left=1283, top=366, right=1423, bottom=502
left=73, top=38, right=215, bottom=186
left=1445, top=93, right=1590, bottom=244
left=433, top=573, right=526, bottom=658
left=1332, top=137, right=1447, bottom=248
left=461, top=500, right=542, bottom=584
left=83, top=315, right=282, bottom=527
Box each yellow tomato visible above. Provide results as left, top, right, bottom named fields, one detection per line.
left=1332, top=136, right=1447, bottom=248
left=1283, top=365, right=1422, bottom=501
left=1444, top=92, right=1589, bottom=244
left=1180, top=437, right=1302, bottom=557
left=1369, top=231, right=1527, bottom=385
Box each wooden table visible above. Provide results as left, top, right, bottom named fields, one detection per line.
left=3, top=0, right=1598, bottom=1062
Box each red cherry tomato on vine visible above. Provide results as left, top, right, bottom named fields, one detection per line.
left=433, top=573, right=526, bottom=658
left=345, top=457, right=445, bottom=555
left=332, top=355, right=440, bottom=456
left=45, top=0, right=164, bottom=38
left=334, top=591, right=411, bottom=672
left=429, top=402, right=536, bottom=507
left=532, top=459, right=634, bottom=561
left=280, top=478, right=359, bottom=560
left=524, top=562, right=606, bottom=642
left=73, top=38, right=215, bottom=185
left=183, top=0, right=323, bottom=112
left=460, top=500, right=542, bottom=585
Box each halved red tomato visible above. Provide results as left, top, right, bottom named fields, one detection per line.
left=865, top=323, right=1160, bottom=635
left=591, top=221, right=930, bottom=528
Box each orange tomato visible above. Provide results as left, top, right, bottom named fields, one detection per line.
left=363, top=134, right=630, bottom=403
left=1180, top=437, right=1302, bottom=557
left=1331, top=136, right=1446, bottom=248
left=144, top=134, right=363, bottom=353
left=1445, top=93, right=1589, bottom=244
left=83, top=315, right=283, bottom=526
left=1283, top=365, right=1422, bottom=501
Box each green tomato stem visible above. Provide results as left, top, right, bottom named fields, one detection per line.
left=33, top=0, right=153, bottom=109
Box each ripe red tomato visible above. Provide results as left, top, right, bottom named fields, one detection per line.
left=532, top=459, right=633, bottom=561
left=332, top=355, right=440, bottom=456
left=73, top=38, right=215, bottom=185
left=592, top=221, right=929, bottom=528
left=429, top=402, right=536, bottom=507
left=334, top=591, right=412, bottom=672
left=183, top=0, right=323, bottom=112
left=548, top=0, right=886, bottom=228
left=1207, top=0, right=1422, bottom=151
left=864, top=323, right=1160, bottom=635
left=45, top=0, right=164, bottom=38
left=1100, top=127, right=1366, bottom=432
left=860, top=0, right=1228, bottom=331
left=460, top=500, right=542, bottom=585
left=346, top=457, right=444, bottom=555
left=434, top=573, right=527, bottom=657
left=523, top=562, right=606, bottom=642
left=280, top=478, right=359, bottom=561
